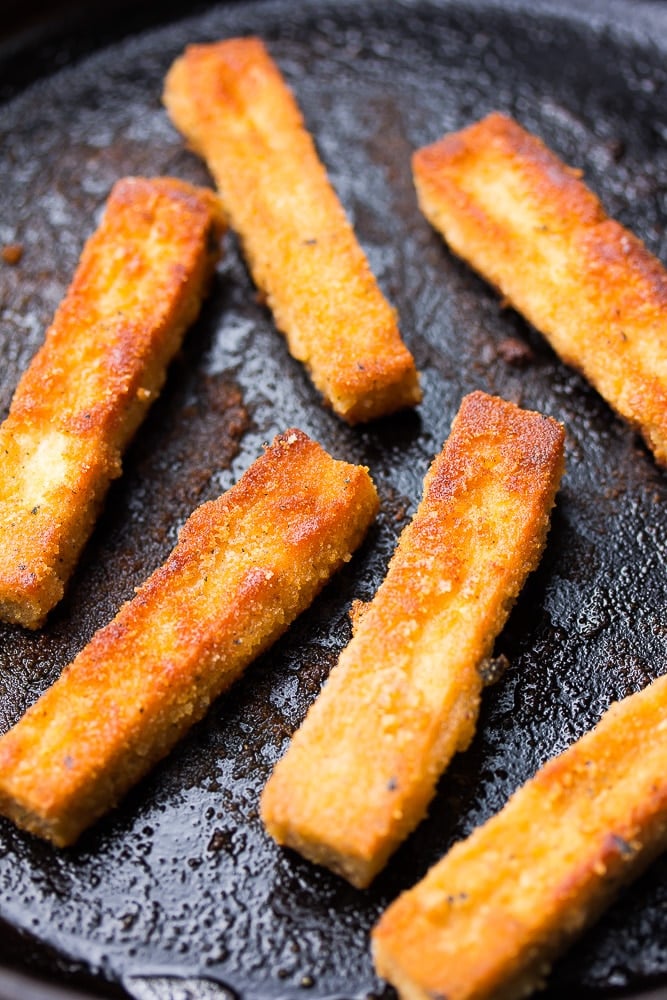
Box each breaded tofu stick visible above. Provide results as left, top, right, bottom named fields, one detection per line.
left=372, top=673, right=667, bottom=1000
left=0, top=430, right=379, bottom=846
left=0, top=177, right=225, bottom=629
left=163, top=37, right=421, bottom=423
left=413, top=112, right=667, bottom=464
left=261, top=392, right=565, bottom=887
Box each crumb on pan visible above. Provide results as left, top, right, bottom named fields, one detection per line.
left=1, top=243, right=23, bottom=265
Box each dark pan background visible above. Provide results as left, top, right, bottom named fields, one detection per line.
left=1, top=1, right=667, bottom=998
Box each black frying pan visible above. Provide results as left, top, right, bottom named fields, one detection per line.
left=1, top=1, right=667, bottom=998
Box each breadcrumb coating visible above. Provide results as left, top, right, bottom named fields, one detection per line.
left=261, top=392, right=564, bottom=887
left=0, top=430, right=379, bottom=846
left=372, top=672, right=667, bottom=1000
left=413, top=112, right=667, bottom=464
left=163, top=37, right=421, bottom=423
left=0, top=177, right=225, bottom=628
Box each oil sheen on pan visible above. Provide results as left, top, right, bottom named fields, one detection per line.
left=0, top=1, right=666, bottom=999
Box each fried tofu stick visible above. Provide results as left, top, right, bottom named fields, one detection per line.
left=413, top=112, right=667, bottom=464
left=163, top=37, right=421, bottom=423
left=0, top=430, right=379, bottom=846
left=261, top=392, right=565, bottom=887
left=372, top=673, right=667, bottom=1000
left=0, top=177, right=225, bottom=629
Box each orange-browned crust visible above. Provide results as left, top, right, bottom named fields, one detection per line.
left=0, top=429, right=379, bottom=846
left=0, top=177, right=226, bottom=629
left=163, top=37, right=421, bottom=423
left=260, top=392, right=565, bottom=887
left=413, top=112, right=667, bottom=464
left=372, top=673, right=667, bottom=1000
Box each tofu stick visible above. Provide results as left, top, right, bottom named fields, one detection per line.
left=0, top=430, right=379, bottom=846
left=163, top=37, right=421, bottom=423
left=261, top=392, right=565, bottom=887
left=0, top=177, right=225, bottom=629
left=372, top=672, right=667, bottom=1000
left=413, top=112, right=667, bottom=464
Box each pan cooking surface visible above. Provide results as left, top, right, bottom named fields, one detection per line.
left=1, top=1, right=667, bottom=997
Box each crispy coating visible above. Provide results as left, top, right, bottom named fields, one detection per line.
left=0, top=177, right=225, bottom=629
left=413, top=112, right=667, bottom=464
left=163, top=37, right=421, bottom=423
left=0, top=430, right=379, bottom=846
left=261, top=392, right=565, bottom=887
left=372, top=673, right=667, bottom=1000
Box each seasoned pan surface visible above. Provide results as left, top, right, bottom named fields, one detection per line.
left=1, top=1, right=667, bottom=997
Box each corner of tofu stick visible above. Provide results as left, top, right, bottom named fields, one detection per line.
left=0, top=175, right=226, bottom=629
left=162, top=36, right=421, bottom=423
left=0, top=429, right=378, bottom=846
left=260, top=391, right=565, bottom=888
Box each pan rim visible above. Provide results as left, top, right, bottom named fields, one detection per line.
left=1, top=1, right=666, bottom=998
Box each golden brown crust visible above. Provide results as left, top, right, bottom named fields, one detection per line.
left=0, top=177, right=226, bottom=628
left=260, top=392, right=565, bottom=887
left=372, top=672, right=667, bottom=1000
left=413, top=111, right=667, bottom=464
left=0, top=430, right=379, bottom=846
left=163, top=37, right=421, bottom=423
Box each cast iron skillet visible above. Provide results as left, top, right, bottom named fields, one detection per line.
left=1, top=1, right=667, bottom=998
